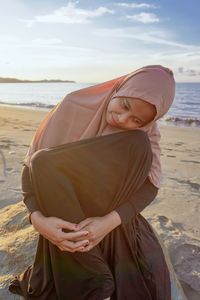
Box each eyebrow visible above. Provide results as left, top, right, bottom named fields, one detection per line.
left=125, top=98, right=146, bottom=124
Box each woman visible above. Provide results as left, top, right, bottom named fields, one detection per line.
left=9, top=65, right=175, bottom=299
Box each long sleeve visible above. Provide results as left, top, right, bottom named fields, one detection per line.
left=21, top=164, right=41, bottom=224
left=115, top=177, right=158, bottom=225
left=147, top=122, right=162, bottom=189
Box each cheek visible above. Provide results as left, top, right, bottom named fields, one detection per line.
left=107, top=100, right=121, bottom=113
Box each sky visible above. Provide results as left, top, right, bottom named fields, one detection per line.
left=0, top=0, right=200, bottom=82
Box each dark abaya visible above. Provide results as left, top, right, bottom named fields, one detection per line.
left=9, top=130, right=171, bottom=299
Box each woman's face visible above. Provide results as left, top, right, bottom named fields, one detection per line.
left=106, top=97, right=157, bottom=130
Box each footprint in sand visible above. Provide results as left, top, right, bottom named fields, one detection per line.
left=6, top=167, right=18, bottom=174
left=6, top=167, right=13, bottom=171
left=169, top=178, right=200, bottom=191
left=148, top=215, right=183, bottom=237
left=22, top=128, right=35, bottom=131
left=8, top=151, right=16, bottom=154
left=181, top=160, right=200, bottom=164
left=158, top=216, right=184, bottom=231
left=0, top=144, right=10, bottom=149
left=175, top=142, right=184, bottom=146
left=0, top=138, right=14, bottom=144
left=163, top=147, right=173, bottom=151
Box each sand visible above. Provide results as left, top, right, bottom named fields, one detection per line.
left=0, top=105, right=200, bottom=299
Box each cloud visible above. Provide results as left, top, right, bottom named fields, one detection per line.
left=115, top=2, right=157, bottom=9
left=126, top=12, right=159, bottom=24
left=177, top=67, right=200, bottom=76
left=0, top=35, right=20, bottom=44
left=31, top=39, right=63, bottom=46
left=25, top=42, right=97, bottom=53
left=185, top=51, right=200, bottom=57
left=94, top=28, right=200, bottom=50
left=20, top=2, right=114, bottom=26
left=0, top=36, right=98, bottom=54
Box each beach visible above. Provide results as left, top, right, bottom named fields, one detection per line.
left=0, top=105, right=200, bottom=299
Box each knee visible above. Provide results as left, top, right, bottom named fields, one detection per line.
left=95, top=272, right=115, bottom=298
left=103, top=273, right=115, bottom=295
left=30, top=149, right=51, bottom=173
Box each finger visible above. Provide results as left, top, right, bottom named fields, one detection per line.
left=58, top=245, right=74, bottom=252
left=60, top=239, right=89, bottom=250
left=77, top=218, right=91, bottom=230
left=75, top=246, right=86, bottom=252
left=60, top=230, right=89, bottom=241
left=58, top=244, right=86, bottom=252
left=58, top=220, right=79, bottom=231
left=59, top=245, right=86, bottom=253
left=72, top=235, right=90, bottom=242
left=78, top=245, right=91, bottom=252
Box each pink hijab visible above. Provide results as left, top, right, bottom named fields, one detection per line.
left=24, top=65, right=175, bottom=189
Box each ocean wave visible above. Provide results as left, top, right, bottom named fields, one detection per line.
left=1, top=101, right=200, bottom=128
left=160, top=116, right=200, bottom=128
left=0, top=101, right=54, bottom=110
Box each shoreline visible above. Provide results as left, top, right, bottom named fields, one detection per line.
left=1, top=103, right=200, bottom=130
left=0, top=105, right=200, bottom=299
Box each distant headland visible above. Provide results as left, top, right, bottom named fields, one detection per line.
left=0, top=77, right=75, bottom=83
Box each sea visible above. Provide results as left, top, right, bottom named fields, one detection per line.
left=0, top=82, right=200, bottom=128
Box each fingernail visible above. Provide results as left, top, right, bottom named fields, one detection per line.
left=84, top=232, right=89, bottom=235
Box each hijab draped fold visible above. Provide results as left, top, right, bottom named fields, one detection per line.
left=24, top=65, right=175, bottom=189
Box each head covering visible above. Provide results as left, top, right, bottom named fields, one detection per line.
left=24, top=65, right=175, bottom=188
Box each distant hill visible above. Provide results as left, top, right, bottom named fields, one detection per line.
left=0, top=77, right=75, bottom=83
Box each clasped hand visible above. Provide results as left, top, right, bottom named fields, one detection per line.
left=75, top=216, right=114, bottom=252
left=31, top=211, right=120, bottom=253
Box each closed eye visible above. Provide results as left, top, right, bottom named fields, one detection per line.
left=134, top=119, right=142, bottom=125
left=132, top=115, right=145, bottom=126
left=120, top=99, right=129, bottom=110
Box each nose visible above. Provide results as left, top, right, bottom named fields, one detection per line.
left=118, top=112, right=130, bottom=123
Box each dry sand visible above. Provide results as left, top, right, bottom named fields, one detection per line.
left=0, top=105, right=200, bottom=299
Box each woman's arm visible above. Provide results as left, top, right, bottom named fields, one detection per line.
left=114, top=177, right=158, bottom=225
left=87, top=178, right=158, bottom=232
left=21, top=164, right=41, bottom=224
left=76, top=177, right=158, bottom=252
